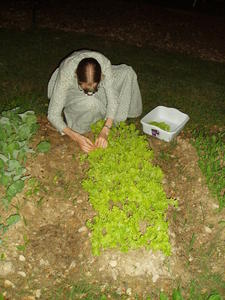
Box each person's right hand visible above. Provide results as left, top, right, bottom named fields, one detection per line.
left=63, top=127, right=96, bottom=153
left=76, top=135, right=96, bottom=153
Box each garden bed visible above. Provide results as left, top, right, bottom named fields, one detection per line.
left=0, top=115, right=224, bottom=299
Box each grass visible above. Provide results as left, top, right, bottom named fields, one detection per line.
left=192, top=130, right=225, bottom=208
left=10, top=277, right=219, bottom=300
left=0, top=28, right=224, bottom=299
left=37, top=281, right=224, bottom=300
left=0, top=28, right=225, bottom=127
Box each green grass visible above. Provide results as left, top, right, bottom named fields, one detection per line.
left=193, top=130, right=225, bottom=208
left=39, top=282, right=224, bottom=300
left=0, top=28, right=225, bottom=128
left=39, top=280, right=122, bottom=300
left=21, top=278, right=223, bottom=300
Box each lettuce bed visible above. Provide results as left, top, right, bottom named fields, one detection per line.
left=81, top=121, right=177, bottom=256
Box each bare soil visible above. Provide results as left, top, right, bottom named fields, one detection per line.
left=0, top=117, right=224, bottom=299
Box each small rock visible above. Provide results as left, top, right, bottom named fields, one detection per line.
left=69, top=260, right=76, bottom=270
left=88, top=258, right=95, bottom=264
left=189, top=256, right=193, bottom=262
left=0, top=261, right=14, bottom=277
left=204, top=226, right=212, bottom=233
left=116, top=287, right=123, bottom=295
left=78, top=226, right=87, bottom=233
left=35, top=289, right=41, bottom=298
left=22, top=296, right=36, bottom=300
left=101, top=284, right=107, bottom=292
left=19, top=255, right=26, bottom=262
left=169, top=231, right=175, bottom=239
left=40, top=259, right=49, bottom=266
left=4, top=279, right=15, bottom=288
left=18, top=271, right=26, bottom=278
left=86, top=271, right=91, bottom=277
left=77, top=199, right=83, bottom=204
left=152, top=274, right=159, bottom=283
left=109, top=260, right=117, bottom=268
left=171, top=181, right=176, bottom=188
left=212, top=203, right=219, bottom=209
left=126, top=288, right=132, bottom=296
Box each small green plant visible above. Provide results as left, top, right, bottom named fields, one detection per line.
left=0, top=213, right=21, bottom=237
left=36, top=140, right=51, bottom=153
left=172, top=287, right=184, bottom=300
left=16, top=234, right=29, bottom=252
left=26, top=177, right=41, bottom=196
left=188, top=233, right=196, bottom=253
left=160, top=291, right=169, bottom=299
left=82, top=121, right=177, bottom=256
left=0, top=107, right=39, bottom=209
left=207, top=293, right=223, bottom=300
left=158, top=150, right=171, bottom=161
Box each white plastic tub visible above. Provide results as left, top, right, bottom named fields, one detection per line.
left=141, top=106, right=190, bottom=142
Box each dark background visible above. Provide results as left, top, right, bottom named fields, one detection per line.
left=0, top=0, right=225, bottom=62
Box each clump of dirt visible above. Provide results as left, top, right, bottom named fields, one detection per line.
left=0, top=117, right=224, bottom=299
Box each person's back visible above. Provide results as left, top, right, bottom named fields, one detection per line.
left=47, top=49, right=142, bottom=153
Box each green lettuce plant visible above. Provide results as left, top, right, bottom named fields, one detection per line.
left=81, top=121, right=177, bottom=256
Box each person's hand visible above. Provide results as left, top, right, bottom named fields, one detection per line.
left=63, top=127, right=96, bottom=153
left=95, top=126, right=109, bottom=149
left=77, top=135, right=96, bottom=153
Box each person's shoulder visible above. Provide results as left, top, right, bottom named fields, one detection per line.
left=59, top=50, right=81, bottom=68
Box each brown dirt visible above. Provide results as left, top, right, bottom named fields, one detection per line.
left=0, top=117, right=224, bottom=299
left=0, top=0, right=225, bottom=63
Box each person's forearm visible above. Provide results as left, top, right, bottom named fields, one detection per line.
left=63, top=127, right=95, bottom=152
left=104, top=118, right=113, bottom=129
left=63, top=127, right=81, bottom=142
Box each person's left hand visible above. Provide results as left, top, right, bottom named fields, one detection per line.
left=95, top=127, right=110, bottom=149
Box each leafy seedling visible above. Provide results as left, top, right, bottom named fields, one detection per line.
left=36, top=140, right=51, bottom=153
left=16, top=234, right=29, bottom=252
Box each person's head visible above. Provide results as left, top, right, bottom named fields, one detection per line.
left=76, top=58, right=102, bottom=96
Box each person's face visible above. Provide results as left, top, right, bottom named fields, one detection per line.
left=78, top=82, right=99, bottom=96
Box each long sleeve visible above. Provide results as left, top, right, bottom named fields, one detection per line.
left=103, top=60, right=119, bottom=120
left=47, top=67, right=72, bottom=133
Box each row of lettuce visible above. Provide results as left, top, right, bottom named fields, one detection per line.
left=82, top=121, right=177, bottom=256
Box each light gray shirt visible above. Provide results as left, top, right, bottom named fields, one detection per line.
left=47, top=50, right=119, bottom=133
